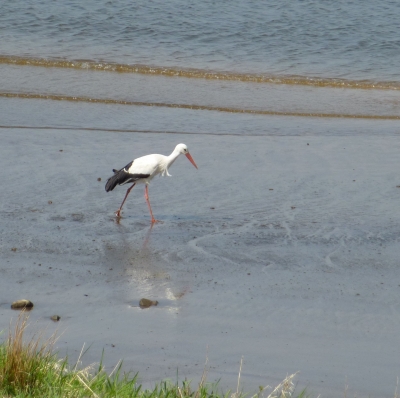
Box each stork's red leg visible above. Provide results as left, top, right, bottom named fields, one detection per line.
left=115, top=183, right=136, bottom=217
left=144, top=185, right=159, bottom=223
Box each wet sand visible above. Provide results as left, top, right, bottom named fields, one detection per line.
left=1, top=99, right=400, bottom=397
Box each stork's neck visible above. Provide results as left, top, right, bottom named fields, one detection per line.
left=160, top=148, right=181, bottom=177
left=166, top=148, right=181, bottom=168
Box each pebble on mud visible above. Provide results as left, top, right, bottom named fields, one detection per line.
left=51, top=315, right=61, bottom=321
left=97, top=177, right=101, bottom=181
left=48, top=200, right=53, bottom=204
left=11, top=300, right=34, bottom=310
left=139, top=298, right=158, bottom=309
left=11, top=247, right=17, bottom=252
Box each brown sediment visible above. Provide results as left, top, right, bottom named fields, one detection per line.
left=1, top=55, right=400, bottom=90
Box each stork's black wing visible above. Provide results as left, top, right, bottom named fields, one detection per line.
left=105, top=161, right=150, bottom=192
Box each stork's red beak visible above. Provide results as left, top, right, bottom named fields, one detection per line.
left=185, top=153, right=198, bottom=169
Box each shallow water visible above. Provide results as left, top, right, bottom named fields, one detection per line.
left=2, top=64, right=400, bottom=121
left=1, top=99, right=400, bottom=396
left=2, top=1, right=400, bottom=396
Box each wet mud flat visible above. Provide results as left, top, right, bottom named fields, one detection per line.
left=1, top=108, right=400, bottom=397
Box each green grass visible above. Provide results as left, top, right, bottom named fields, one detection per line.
left=0, top=312, right=306, bottom=398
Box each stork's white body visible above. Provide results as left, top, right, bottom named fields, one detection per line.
left=125, top=150, right=181, bottom=183
left=105, top=143, right=198, bottom=222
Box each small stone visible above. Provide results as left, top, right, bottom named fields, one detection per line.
left=48, top=200, right=53, bottom=204
left=11, top=247, right=17, bottom=252
left=97, top=177, right=101, bottom=181
left=11, top=299, right=34, bottom=310
left=51, top=315, right=60, bottom=321
left=139, top=298, right=158, bottom=309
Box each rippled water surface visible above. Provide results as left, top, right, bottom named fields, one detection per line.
left=1, top=0, right=400, bottom=119
left=1, top=0, right=400, bottom=81
left=1, top=2, right=400, bottom=397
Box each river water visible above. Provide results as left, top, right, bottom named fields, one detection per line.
left=1, top=1, right=400, bottom=397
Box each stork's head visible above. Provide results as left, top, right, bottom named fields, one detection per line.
left=175, top=143, right=198, bottom=169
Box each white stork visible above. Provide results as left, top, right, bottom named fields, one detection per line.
left=105, top=143, right=198, bottom=223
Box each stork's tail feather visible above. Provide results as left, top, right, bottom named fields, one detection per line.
left=105, top=173, right=120, bottom=192
left=105, top=161, right=134, bottom=192
left=105, top=168, right=151, bottom=192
